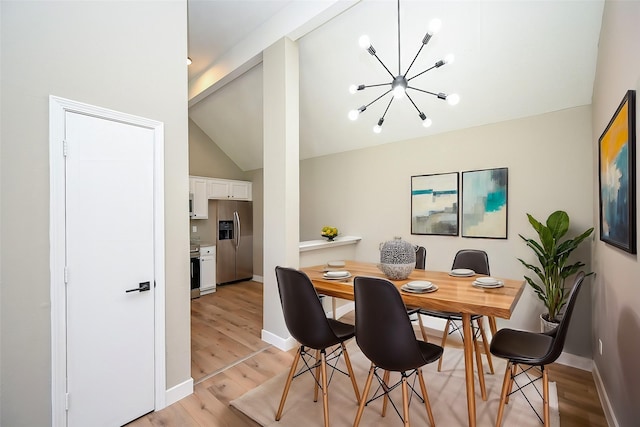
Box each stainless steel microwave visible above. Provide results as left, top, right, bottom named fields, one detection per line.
left=189, top=193, right=194, bottom=217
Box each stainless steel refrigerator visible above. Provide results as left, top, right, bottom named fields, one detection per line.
left=216, top=200, right=253, bottom=284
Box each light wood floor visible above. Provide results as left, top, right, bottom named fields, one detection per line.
left=127, top=280, right=607, bottom=427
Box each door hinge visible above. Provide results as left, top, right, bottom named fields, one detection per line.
left=63, top=140, right=68, bottom=157
left=65, top=392, right=70, bottom=410
left=64, top=266, right=69, bottom=284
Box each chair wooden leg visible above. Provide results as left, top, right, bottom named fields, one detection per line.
left=417, top=314, right=429, bottom=342
left=543, top=366, right=550, bottom=427
left=477, top=318, right=495, bottom=374
left=341, top=342, right=361, bottom=404
left=488, top=315, right=498, bottom=336
left=353, top=363, right=375, bottom=427
left=417, top=369, right=435, bottom=427
left=473, top=329, right=487, bottom=400
left=437, top=319, right=451, bottom=371
left=320, top=351, right=330, bottom=427
left=314, top=349, right=321, bottom=402
left=495, top=361, right=512, bottom=427
left=505, top=363, right=517, bottom=404
left=276, top=346, right=302, bottom=421
left=401, top=375, right=410, bottom=427
left=381, top=370, right=391, bottom=417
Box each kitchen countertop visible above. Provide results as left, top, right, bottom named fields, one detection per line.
left=299, top=235, right=361, bottom=252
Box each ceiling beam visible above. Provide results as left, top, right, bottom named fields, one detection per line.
left=188, top=0, right=361, bottom=107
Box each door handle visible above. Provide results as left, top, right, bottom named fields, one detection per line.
left=126, top=281, right=151, bottom=293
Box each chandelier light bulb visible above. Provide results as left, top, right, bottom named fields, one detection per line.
left=444, top=54, right=455, bottom=64
left=187, top=57, right=192, bottom=65
left=349, top=84, right=358, bottom=94
left=358, top=35, right=371, bottom=49
left=447, top=93, right=460, bottom=106
left=392, top=85, right=406, bottom=99
left=427, top=18, right=442, bottom=35
left=348, top=109, right=359, bottom=121
left=422, top=117, right=433, bottom=128
left=373, top=124, right=382, bottom=133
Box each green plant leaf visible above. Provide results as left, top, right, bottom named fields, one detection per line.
left=546, top=210, right=569, bottom=239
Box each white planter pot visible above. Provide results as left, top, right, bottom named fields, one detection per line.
left=540, top=313, right=559, bottom=333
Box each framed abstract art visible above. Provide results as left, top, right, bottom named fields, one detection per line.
left=411, top=172, right=459, bottom=236
left=599, top=90, right=636, bottom=254
left=461, top=168, right=508, bottom=239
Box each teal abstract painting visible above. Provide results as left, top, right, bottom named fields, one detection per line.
left=462, top=168, right=508, bottom=238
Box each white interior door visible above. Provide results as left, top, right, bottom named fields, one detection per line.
left=65, top=111, right=155, bottom=426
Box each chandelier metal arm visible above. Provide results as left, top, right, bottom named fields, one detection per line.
left=404, top=44, right=426, bottom=78
left=381, top=96, right=395, bottom=120
left=408, top=87, right=447, bottom=99
left=364, top=89, right=393, bottom=110
left=371, top=52, right=396, bottom=80
left=405, top=92, right=424, bottom=115
left=407, top=63, right=439, bottom=82
left=360, top=82, right=392, bottom=90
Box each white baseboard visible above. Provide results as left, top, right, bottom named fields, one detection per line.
left=555, top=351, right=593, bottom=371
left=164, top=377, right=193, bottom=408
left=262, top=328, right=297, bottom=351
left=593, top=362, right=620, bottom=427
left=331, top=301, right=355, bottom=319
left=252, top=274, right=263, bottom=283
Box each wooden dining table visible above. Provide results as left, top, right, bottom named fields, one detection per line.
left=301, top=260, right=525, bottom=427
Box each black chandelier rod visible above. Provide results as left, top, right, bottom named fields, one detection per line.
left=369, top=48, right=395, bottom=80
left=409, top=86, right=447, bottom=99
left=359, top=82, right=392, bottom=90
left=397, top=0, right=401, bottom=75
left=405, top=92, right=424, bottom=115
left=381, top=96, right=395, bottom=121
left=408, top=59, right=446, bottom=82
left=364, top=89, right=393, bottom=110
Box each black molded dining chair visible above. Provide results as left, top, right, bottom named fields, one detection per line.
left=415, top=246, right=427, bottom=270
left=274, top=266, right=361, bottom=427
left=353, top=276, right=443, bottom=427
left=490, top=271, right=586, bottom=427
left=417, top=249, right=495, bottom=374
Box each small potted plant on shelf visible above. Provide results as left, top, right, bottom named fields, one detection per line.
left=321, top=226, right=339, bottom=241
left=518, top=210, right=593, bottom=332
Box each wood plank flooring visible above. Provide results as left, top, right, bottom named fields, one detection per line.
left=127, top=280, right=608, bottom=427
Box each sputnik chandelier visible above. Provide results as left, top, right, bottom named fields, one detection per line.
left=348, top=0, right=459, bottom=133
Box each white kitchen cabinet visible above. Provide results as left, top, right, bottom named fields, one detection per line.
left=207, top=179, right=230, bottom=199
left=189, top=177, right=208, bottom=219
left=229, top=180, right=251, bottom=200
left=206, top=178, right=252, bottom=201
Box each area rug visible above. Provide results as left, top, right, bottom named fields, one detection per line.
left=230, top=341, right=559, bottom=426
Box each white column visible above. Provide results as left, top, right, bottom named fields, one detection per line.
left=261, top=37, right=300, bottom=347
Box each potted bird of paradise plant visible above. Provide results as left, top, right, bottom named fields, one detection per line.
left=517, top=210, right=593, bottom=331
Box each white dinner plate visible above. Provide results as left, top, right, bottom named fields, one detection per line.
left=450, top=268, right=475, bottom=277
left=323, top=271, right=351, bottom=280
left=327, top=260, right=346, bottom=268
left=405, top=280, right=434, bottom=291
left=475, top=276, right=499, bottom=285
left=472, top=280, right=504, bottom=288
left=401, top=284, right=438, bottom=294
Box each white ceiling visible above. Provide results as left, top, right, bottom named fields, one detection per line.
left=188, top=0, right=604, bottom=172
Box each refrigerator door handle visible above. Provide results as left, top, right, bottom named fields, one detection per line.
left=234, top=211, right=240, bottom=249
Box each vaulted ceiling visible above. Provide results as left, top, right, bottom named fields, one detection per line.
left=187, top=0, right=604, bottom=172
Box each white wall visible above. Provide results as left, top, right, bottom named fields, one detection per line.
left=591, top=1, right=640, bottom=425
left=0, top=2, right=189, bottom=426
left=300, top=106, right=594, bottom=355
